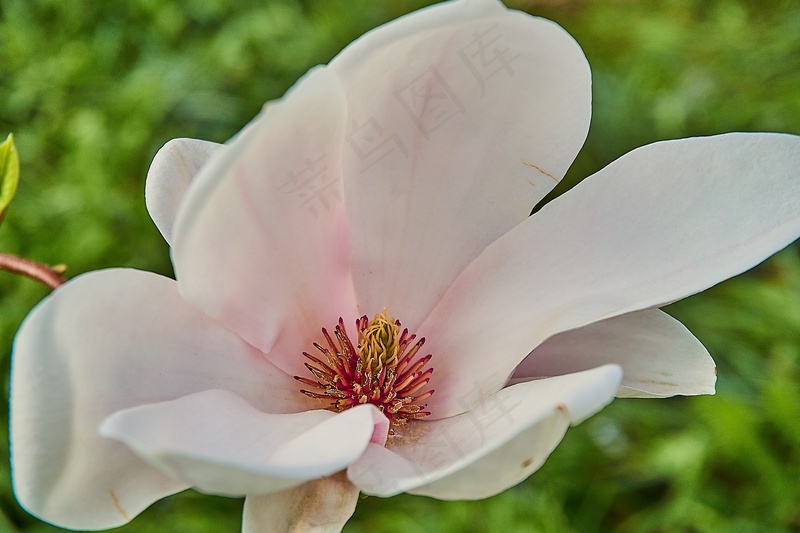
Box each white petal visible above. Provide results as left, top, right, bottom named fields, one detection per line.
left=100, top=390, right=389, bottom=497
left=10, top=269, right=308, bottom=530
left=408, top=413, right=567, bottom=500
left=347, top=365, right=620, bottom=498
left=145, top=138, right=221, bottom=245
left=512, top=309, right=717, bottom=398
left=422, top=133, right=800, bottom=417
left=242, top=473, right=358, bottom=533
left=329, top=0, right=505, bottom=70
left=333, top=1, right=590, bottom=326
left=171, top=67, right=357, bottom=377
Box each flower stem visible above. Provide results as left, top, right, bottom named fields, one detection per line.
left=0, top=253, right=65, bottom=289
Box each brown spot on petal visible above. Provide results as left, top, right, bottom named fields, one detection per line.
left=714, top=366, right=718, bottom=376
left=522, top=458, right=534, bottom=468
left=522, top=160, right=557, bottom=182
left=109, top=489, right=130, bottom=522
left=555, top=403, right=567, bottom=414
left=638, top=379, right=679, bottom=387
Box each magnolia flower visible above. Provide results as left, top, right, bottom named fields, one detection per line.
left=10, top=0, right=800, bottom=531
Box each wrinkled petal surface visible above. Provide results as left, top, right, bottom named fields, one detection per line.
left=334, top=0, right=591, bottom=326
left=513, top=309, right=717, bottom=398
left=101, top=390, right=388, bottom=496
left=242, top=473, right=358, bottom=533
left=145, top=138, right=221, bottom=245
left=10, top=269, right=308, bottom=530
left=172, top=68, right=357, bottom=376
left=348, top=365, right=621, bottom=498
left=423, top=133, right=800, bottom=417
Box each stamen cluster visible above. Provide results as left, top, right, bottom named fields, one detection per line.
left=295, top=312, right=434, bottom=428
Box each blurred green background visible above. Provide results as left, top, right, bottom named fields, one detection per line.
left=1, top=0, right=799, bottom=531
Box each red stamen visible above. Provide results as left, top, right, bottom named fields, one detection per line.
left=294, top=313, right=435, bottom=429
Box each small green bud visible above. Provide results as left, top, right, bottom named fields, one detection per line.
left=0, top=133, right=20, bottom=223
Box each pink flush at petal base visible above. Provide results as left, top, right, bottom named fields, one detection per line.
left=10, top=0, right=800, bottom=532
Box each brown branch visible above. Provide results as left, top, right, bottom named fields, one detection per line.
left=0, top=253, right=65, bottom=289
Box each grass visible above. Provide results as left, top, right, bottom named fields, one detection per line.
left=1, top=0, right=799, bottom=531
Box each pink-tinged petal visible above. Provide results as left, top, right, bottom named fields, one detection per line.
left=171, top=67, right=357, bottom=376
left=512, top=309, right=717, bottom=398
left=332, top=1, right=590, bottom=325
left=10, top=268, right=308, bottom=530
left=242, top=473, right=358, bottom=533
left=145, top=138, right=220, bottom=246
left=100, top=390, right=389, bottom=497
left=329, top=0, right=505, bottom=67
left=423, top=133, right=800, bottom=418
left=348, top=365, right=620, bottom=498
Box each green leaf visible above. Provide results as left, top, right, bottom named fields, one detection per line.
left=0, top=133, right=20, bottom=223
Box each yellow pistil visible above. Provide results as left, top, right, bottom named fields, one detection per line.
left=358, top=310, right=399, bottom=374
left=295, top=311, right=435, bottom=429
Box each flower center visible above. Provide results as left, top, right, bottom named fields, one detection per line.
left=295, top=310, right=435, bottom=429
